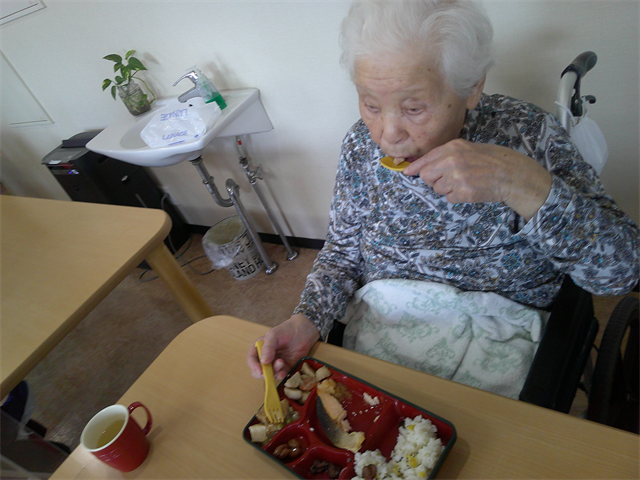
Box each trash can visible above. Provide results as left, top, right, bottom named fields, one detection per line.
left=202, top=215, right=264, bottom=281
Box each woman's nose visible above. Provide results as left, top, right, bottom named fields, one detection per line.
left=380, top=114, right=407, bottom=145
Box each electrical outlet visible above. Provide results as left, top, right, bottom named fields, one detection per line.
left=159, top=186, right=180, bottom=206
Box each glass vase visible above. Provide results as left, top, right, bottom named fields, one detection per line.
left=117, top=81, right=152, bottom=116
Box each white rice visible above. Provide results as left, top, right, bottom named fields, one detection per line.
left=352, top=416, right=444, bottom=480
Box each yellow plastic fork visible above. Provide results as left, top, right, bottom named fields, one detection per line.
left=255, top=340, right=284, bottom=424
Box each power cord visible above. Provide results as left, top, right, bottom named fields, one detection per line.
left=137, top=194, right=216, bottom=282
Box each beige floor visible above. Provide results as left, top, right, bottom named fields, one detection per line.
left=22, top=234, right=635, bottom=450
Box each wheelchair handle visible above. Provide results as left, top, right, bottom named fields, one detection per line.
left=557, top=51, right=598, bottom=127
left=561, top=51, right=597, bottom=79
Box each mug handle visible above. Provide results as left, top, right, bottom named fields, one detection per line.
left=128, top=402, right=153, bottom=435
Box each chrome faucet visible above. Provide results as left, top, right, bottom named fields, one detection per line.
left=173, top=71, right=201, bottom=103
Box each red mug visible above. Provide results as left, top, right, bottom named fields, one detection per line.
left=80, top=402, right=152, bottom=472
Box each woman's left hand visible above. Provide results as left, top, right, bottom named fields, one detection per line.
left=402, top=139, right=552, bottom=222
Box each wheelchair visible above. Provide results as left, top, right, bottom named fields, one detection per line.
left=328, top=52, right=640, bottom=434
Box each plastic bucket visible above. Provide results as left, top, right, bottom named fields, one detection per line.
left=202, top=216, right=264, bottom=281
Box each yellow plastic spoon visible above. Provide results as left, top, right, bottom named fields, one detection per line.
left=380, top=156, right=411, bottom=171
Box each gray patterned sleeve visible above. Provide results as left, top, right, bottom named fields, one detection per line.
left=293, top=132, right=365, bottom=339
left=518, top=114, right=639, bottom=295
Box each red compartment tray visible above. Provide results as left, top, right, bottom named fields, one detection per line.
left=242, top=357, right=456, bottom=479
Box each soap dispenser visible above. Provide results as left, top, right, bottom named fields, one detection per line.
left=173, top=68, right=227, bottom=110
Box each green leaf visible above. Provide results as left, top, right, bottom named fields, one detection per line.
left=110, top=85, right=116, bottom=100
left=102, top=79, right=112, bottom=90
left=113, top=62, right=122, bottom=73
left=115, top=75, right=124, bottom=85
left=127, top=57, right=146, bottom=71
left=125, top=50, right=136, bottom=59
left=103, top=54, right=122, bottom=63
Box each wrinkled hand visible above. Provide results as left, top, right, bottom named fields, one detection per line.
left=402, top=139, right=552, bottom=221
left=248, top=314, right=320, bottom=381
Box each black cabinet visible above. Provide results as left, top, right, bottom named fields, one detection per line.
left=43, top=142, right=190, bottom=257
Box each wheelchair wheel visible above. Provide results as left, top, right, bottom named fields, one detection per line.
left=587, top=296, right=639, bottom=433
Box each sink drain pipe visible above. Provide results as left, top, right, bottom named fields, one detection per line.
left=235, top=136, right=298, bottom=261
left=190, top=156, right=278, bottom=274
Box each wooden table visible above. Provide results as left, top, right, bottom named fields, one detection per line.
left=51, top=315, right=639, bottom=479
left=0, top=196, right=213, bottom=398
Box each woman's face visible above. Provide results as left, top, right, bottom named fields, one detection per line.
left=354, top=53, right=482, bottom=162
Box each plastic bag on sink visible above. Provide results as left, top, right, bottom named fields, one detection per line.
left=140, top=100, right=221, bottom=148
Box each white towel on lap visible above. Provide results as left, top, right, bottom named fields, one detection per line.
left=340, top=279, right=548, bottom=399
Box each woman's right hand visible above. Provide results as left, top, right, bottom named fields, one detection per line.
left=247, top=314, right=321, bottom=381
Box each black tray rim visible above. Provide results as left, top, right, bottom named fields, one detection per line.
left=242, top=356, right=458, bottom=479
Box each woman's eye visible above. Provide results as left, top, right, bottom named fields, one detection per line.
left=405, top=108, right=424, bottom=115
left=365, top=104, right=380, bottom=113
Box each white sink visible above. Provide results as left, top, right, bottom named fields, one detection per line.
left=87, top=88, right=273, bottom=167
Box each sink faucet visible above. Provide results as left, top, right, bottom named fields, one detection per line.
left=173, top=71, right=201, bottom=103
left=173, top=69, right=227, bottom=109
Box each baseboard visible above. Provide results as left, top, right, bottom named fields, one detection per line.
left=187, top=224, right=325, bottom=250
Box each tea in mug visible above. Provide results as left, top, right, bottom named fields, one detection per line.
left=96, top=419, right=125, bottom=448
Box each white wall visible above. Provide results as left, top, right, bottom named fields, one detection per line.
left=1, top=1, right=637, bottom=240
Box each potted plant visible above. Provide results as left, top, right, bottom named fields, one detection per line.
left=102, top=50, right=156, bottom=116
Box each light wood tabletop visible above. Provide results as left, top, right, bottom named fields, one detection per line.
left=51, top=315, right=639, bottom=479
left=0, top=196, right=213, bottom=398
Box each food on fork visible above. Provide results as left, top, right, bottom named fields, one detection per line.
left=250, top=361, right=331, bottom=443
left=249, top=398, right=299, bottom=444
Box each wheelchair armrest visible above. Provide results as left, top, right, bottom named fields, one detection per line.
left=519, top=276, right=599, bottom=413
left=327, top=321, right=346, bottom=346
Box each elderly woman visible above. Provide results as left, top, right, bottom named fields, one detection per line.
left=247, top=0, right=639, bottom=398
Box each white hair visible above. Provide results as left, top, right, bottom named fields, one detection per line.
left=340, top=0, right=495, bottom=98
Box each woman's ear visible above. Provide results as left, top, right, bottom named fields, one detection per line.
left=466, top=78, right=485, bottom=110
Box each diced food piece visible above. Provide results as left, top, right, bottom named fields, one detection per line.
left=248, top=424, right=267, bottom=443
left=284, top=371, right=302, bottom=389
left=284, top=387, right=302, bottom=400
left=315, top=365, right=332, bottom=381
left=301, top=362, right=316, bottom=377
left=299, top=375, right=318, bottom=391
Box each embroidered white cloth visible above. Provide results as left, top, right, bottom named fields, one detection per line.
left=341, top=279, right=549, bottom=399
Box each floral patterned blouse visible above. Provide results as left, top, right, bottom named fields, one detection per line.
left=293, top=93, right=639, bottom=339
